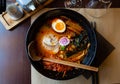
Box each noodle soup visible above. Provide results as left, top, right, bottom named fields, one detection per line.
left=35, top=16, right=90, bottom=76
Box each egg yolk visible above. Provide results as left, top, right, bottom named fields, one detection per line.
left=55, top=22, right=64, bottom=31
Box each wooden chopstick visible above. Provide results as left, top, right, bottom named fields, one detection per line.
left=42, top=58, right=98, bottom=72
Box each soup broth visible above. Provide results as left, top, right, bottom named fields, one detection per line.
left=35, top=16, right=90, bottom=75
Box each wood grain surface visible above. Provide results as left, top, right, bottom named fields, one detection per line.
left=0, top=18, right=31, bottom=84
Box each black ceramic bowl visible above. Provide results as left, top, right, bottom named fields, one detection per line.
left=26, top=8, right=97, bottom=80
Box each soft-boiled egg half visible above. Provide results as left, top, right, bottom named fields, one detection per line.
left=52, top=18, right=66, bottom=33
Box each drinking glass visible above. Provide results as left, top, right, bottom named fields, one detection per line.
left=6, top=3, right=23, bottom=20
left=85, top=0, right=112, bottom=18
left=64, top=0, right=82, bottom=8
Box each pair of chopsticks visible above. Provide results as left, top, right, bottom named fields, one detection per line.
left=42, top=57, right=98, bottom=72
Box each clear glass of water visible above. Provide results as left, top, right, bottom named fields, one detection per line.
left=85, top=0, right=112, bottom=18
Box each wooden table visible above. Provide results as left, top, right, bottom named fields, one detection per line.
left=0, top=0, right=120, bottom=84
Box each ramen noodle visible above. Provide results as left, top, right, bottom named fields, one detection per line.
left=35, top=16, right=90, bottom=76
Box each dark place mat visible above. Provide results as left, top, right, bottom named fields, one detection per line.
left=82, top=31, right=115, bottom=79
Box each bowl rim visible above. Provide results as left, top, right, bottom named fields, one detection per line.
left=25, top=8, right=97, bottom=80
